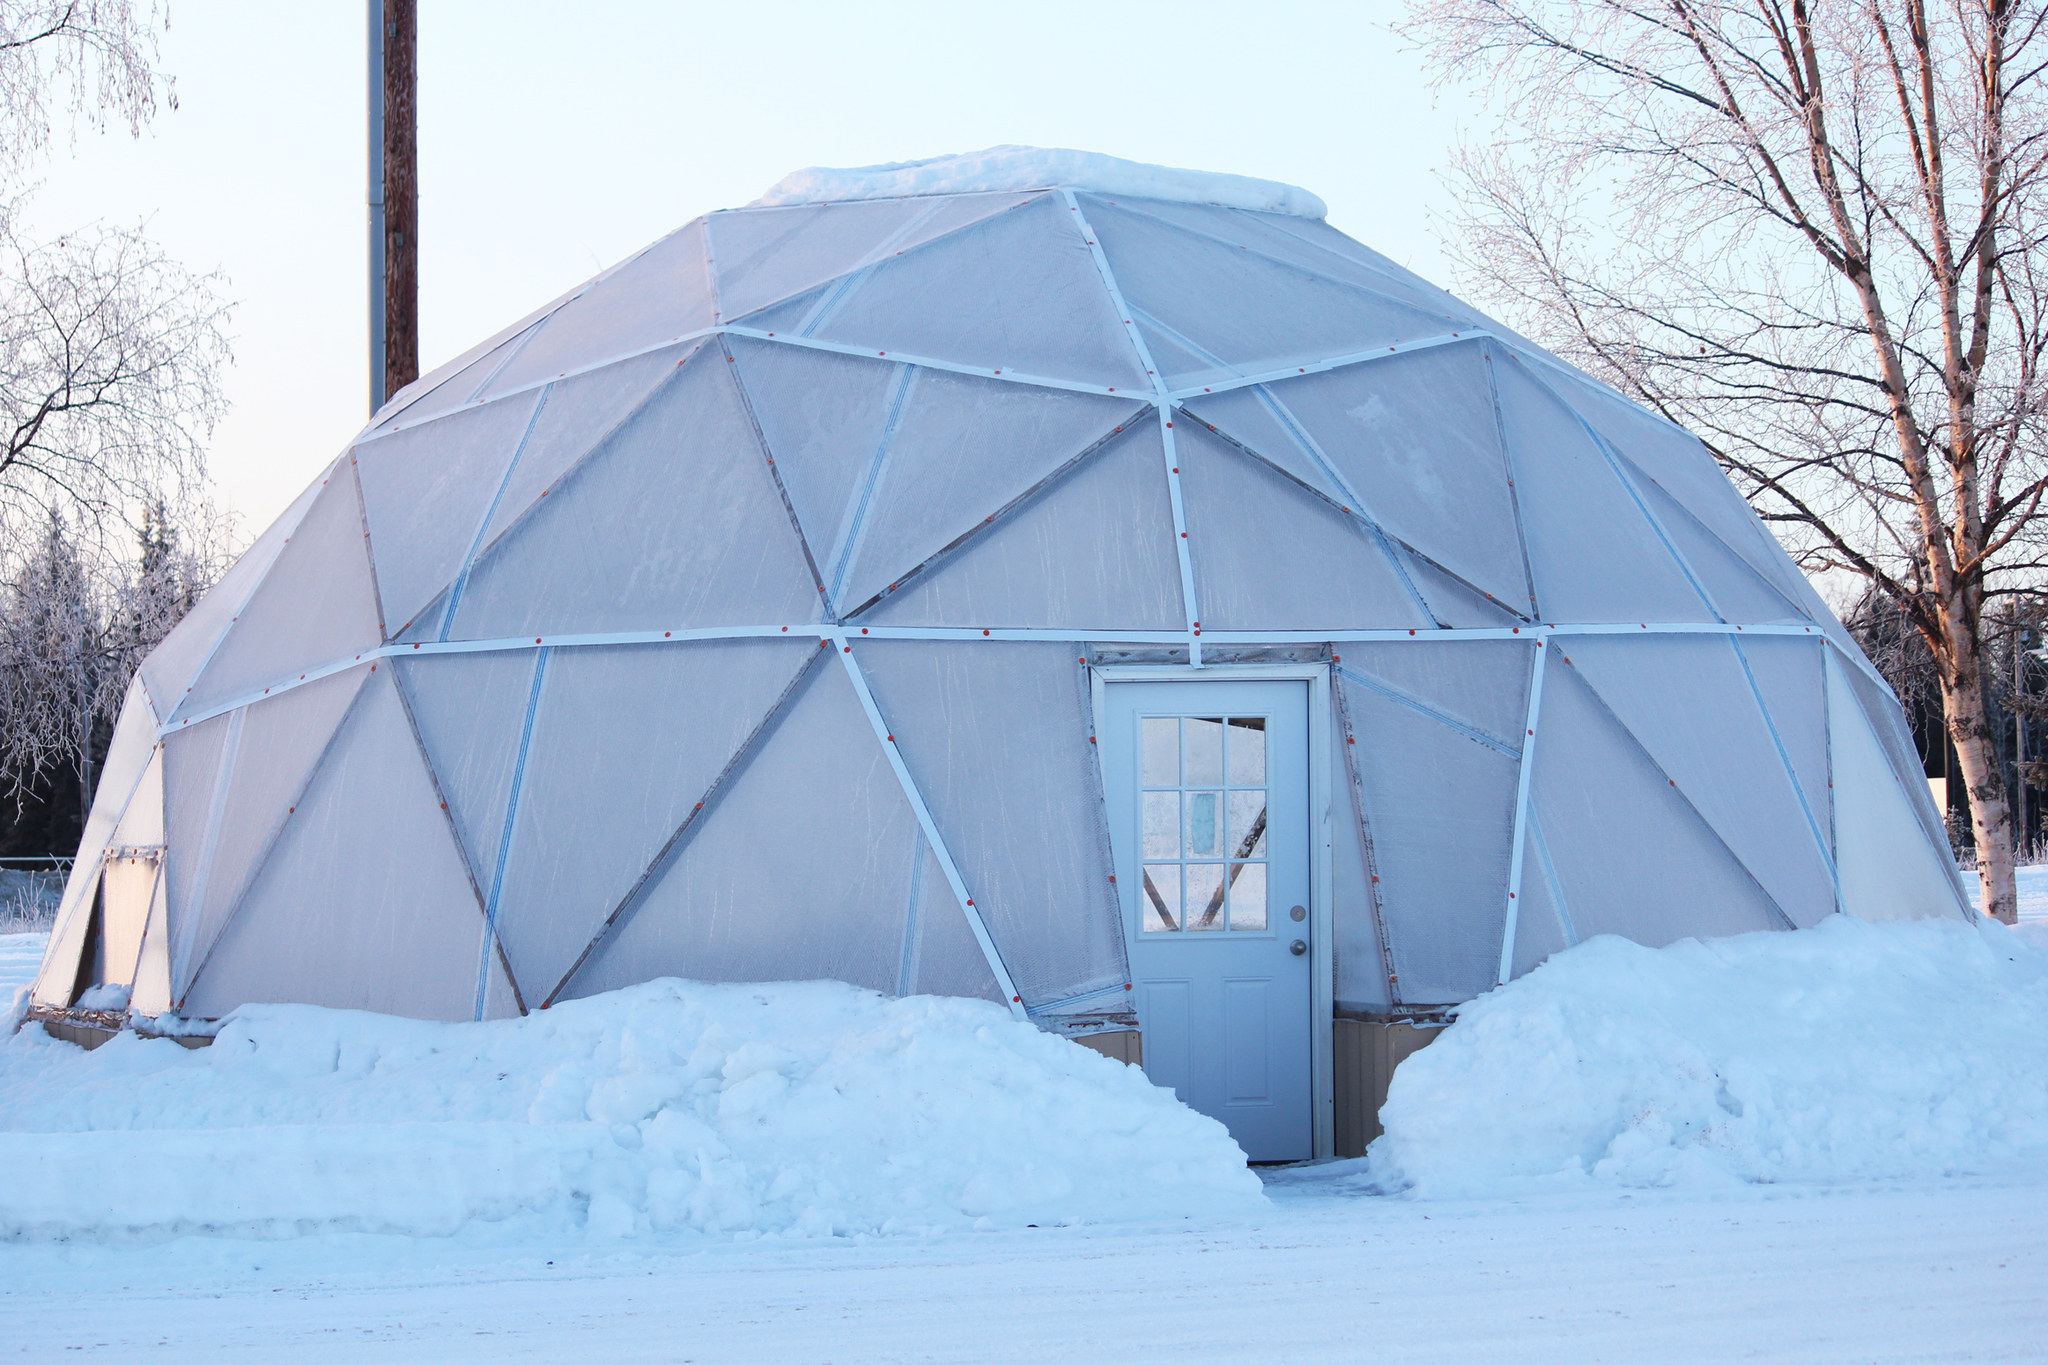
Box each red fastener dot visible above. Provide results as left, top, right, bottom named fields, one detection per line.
left=665, top=632, right=671, bottom=638
left=440, top=802, right=447, bottom=810
left=861, top=628, right=869, bottom=634
left=983, top=629, right=991, bottom=636
left=886, top=735, right=894, bottom=741
left=843, top=646, right=851, bottom=652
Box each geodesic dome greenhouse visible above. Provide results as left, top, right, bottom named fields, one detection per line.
left=34, top=151, right=1968, bottom=1046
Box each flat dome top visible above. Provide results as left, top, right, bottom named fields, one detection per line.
left=748, top=145, right=1328, bottom=219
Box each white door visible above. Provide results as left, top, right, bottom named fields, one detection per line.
left=1102, top=679, right=1313, bottom=1161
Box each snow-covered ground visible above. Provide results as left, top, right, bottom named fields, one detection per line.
left=4, top=904, right=2046, bottom=1361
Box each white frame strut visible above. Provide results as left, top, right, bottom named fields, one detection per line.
left=1498, top=638, right=1550, bottom=986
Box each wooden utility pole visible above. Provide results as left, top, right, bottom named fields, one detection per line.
left=367, top=0, right=417, bottom=413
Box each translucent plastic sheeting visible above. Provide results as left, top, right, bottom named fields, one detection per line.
left=1329, top=694, right=1391, bottom=1015
left=709, top=192, right=1039, bottom=321
left=1490, top=352, right=1713, bottom=624
left=568, top=654, right=921, bottom=1001
left=159, top=710, right=229, bottom=975
left=1404, top=556, right=1529, bottom=628
left=1222, top=208, right=1491, bottom=329
left=1730, top=635, right=1834, bottom=848
left=1509, top=810, right=1576, bottom=979
left=354, top=389, right=544, bottom=635
left=141, top=469, right=326, bottom=715
left=864, top=424, right=1184, bottom=630
left=1824, top=648, right=1969, bottom=922
left=1528, top=658, right=1788, bottom=949
left=32, top=676, right=160, bottom=1006
left=371, top=273, right=588, bottom=430
left=168, top=667, right=372, bottom=1001
left=480, top=221, right=716, bottom=398
left=745, top=195, right=1147, bottom=389
left=486, top=638, right=818, bottom=1001
left=853, top=641, right=1127, bottom=1008
left=1339, top=670, right=1519, bottom=1005
left=1560, top=635, right=1835, bottom=928
left=1629, top=473, right=1806, bottom=624
left=391, top=650, right=543, bottom=888
left=897, top=833, right=1005, bottom=1003
left=1259, top=344, right=1531, bottom=607
left=129, top=866, right=172, bottom=1017
left=1078, top=194, right=1463, bottom=391
left=181, top=473, right=385, bottom=715
left=446, top=350, right=822, bottom=639
left=180, top=670, right=500, bottom=1022
left=1340, top=640, right=1531, bottom=750
left=837, top=373, right=1144, bottom=613
left=1835, top=651, right=1965, bottom=899
left=1176, top=423, right=1432, bottom=631
left=1179, top=387, right=1350, bottom=506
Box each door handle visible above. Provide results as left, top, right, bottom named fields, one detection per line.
left=1290, top=939, right=1307, bottom=956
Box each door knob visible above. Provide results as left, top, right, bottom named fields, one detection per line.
left=1290, top=939, right=1307, bottom=956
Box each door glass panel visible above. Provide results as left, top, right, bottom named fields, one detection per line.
left=1227, top=716, right=1266, bottom=784
left=1185, top=863, right=1226, bottom=930
left=1187, top=790, right=1223, bottom=856
left=1142, top=791, right=1180, bottom=858
left=1228, top=861, right=1267, bottom=930
left=1227, top=790, right=1267, bottom=856
left=1142, top=717, right=1179, bottom=786
left=1185, top=717, right=1225, bottom=786
left=1142, top=864, right=1182, bottom=930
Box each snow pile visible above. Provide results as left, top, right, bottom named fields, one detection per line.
left=1372, top=915, right=2048, bottom=1196
left=0, top=978, right=1261, bottom=1243
left=750, top=145, right=1328, bottom=218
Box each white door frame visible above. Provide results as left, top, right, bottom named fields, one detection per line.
left=1091, top=662, right=1336, bottom=1161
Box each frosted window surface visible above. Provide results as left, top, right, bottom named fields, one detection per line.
left=855, top=641, right=1126, bottom=1007
left=1244, top=343, right=1532, bottom=610
left=183, top=474, right=384, bottom=716
left=1138, top=714, right=1270, bottom=939
left=142, top=470, right=326, bottom=716
left=864, top=425, right=1183, bottom=631
left=750, top=146, right=1327, bottom=218
left=1080, top=195, right=1458, bottom=391
left=745, top=195, right=1148, bottom=390
left=449, top=351, right=821, bottom=639
left=569, top=657, right=917, bottom=1000
left=170, top=668, right=371, bottom=1000
left=354, top=389, right=544, bottom=635
left=489, top=638, right=818, bottom=1001
left=711, top=192, right=1037, bottom=320
left=481, top=221, right=715, bottom=398
left=1176, top=423, right=1431, bottom=631
left=1340, top=673, right=1518, bottom=1004
left=1562, top=637, right=1833, bottom=929
left=1491, top=352, right=1711, bottom=624
left=181, top=672, right=488, bottom=1022
left=1528, top=659, right=1786, bottom=949
left=394, top=650, right=543, bottom=885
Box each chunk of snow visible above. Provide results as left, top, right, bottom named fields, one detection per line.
left=1370, top=914, right=2048, bottom=1196
left=0, top=978, right=1261, bottom=1243
left=750, top=145, right=1328, bottom=219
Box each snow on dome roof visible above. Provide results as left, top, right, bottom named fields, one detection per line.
left=748, top=145, right=1328, bottom=219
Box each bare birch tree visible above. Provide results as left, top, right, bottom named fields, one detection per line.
left=1406, top=0, right=2048, bottom=923
left=0, top=1, right=164, bottom=174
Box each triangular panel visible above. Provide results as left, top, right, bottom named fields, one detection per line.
left=1340, top=640, right=1531, bottom=747
left=179, top=669, right=491, bottom=1021
left=746, top=194, right=1147, bottom=389
left=392, top=649, right=544, bottom=890
left=1561, top=635, right=1835, bottom=927
left=182, top=474, right=385, bottom=715
left=480, top=221, right=715, bottom=397
left=1630, top=473, right=1807, bottom=624
left=899, top=834, right=1005, bottom=1002
left=491, top=638, right=820, bottom=997
left=1179, top=386, right=1350, bottom=505
left=862, top=424, right=1183, bottom=629
left=447, top=350, right=823, bottom=639
left=168, top=667, right=373, bottom=999
left=1509, top=810, right=1577, bottom=979
left=566, top=655, right=919, bottom=999
left=355, top=390, right=545, bottom=635
left=711, top=192, right=1039, bottom=320
left=1736, top=633, right=1834, bottom=837
left=1528, top=657, right=1788, bottom=945
left=1176, top=423, right=1432, bottom=631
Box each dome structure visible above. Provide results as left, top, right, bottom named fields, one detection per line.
left=32, top=150, right=1966, bottom=1156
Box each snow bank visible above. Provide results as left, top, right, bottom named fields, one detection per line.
left=750, top=146, right=1328, bottom=218
left=0, top=979, right=1261, bottom=1243
left=1371, top=915, right=2048, bottom=1196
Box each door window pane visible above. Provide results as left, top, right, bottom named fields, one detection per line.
left=1185, top=863, right=1226, bottom=930
left=1185, top=717, right=1224, bottom=786
left=1227, top=790, right=1267, bottom=857
left=1187, top=790, right=1223, bottom=856
left=1142, top=717, right=1179, bottom=786
left=1142, top=791, right=1180, bottom=859
left=1228, top=862, right=1267, bottom=931
left=1141, top=864, right=1181, bottom=931
left=1227, top=717, right=1266, bottom=784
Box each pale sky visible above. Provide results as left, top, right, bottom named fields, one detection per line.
left=22, top=0, right=1478, bottom=543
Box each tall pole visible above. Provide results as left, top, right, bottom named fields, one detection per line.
left=368, top=0, right=418, bottom=414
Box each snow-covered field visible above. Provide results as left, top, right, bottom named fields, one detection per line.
left=5, top=890, right=2048, bottom=1362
